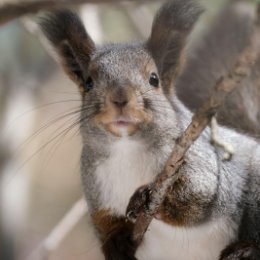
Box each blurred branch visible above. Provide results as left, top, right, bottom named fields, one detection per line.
left=21, top=17, right=57, bottom=60
left=0, top=0, right=158, bottom=26
left=0, top=76, right=11, bottom=175
left=129, top=26, right=259, bottom=245
left=28, top=197, right=87, bottom=260
left=121, top=3, right=153, bottom=39
left=0, top=144, right=9, bottom=173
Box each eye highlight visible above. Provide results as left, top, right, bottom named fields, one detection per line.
left=83, top=77, right=94, bottom=92
left=149, top=72, right=159, bottom=88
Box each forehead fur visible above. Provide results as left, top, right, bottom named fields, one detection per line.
left=89, top=43, right=156, bottom=82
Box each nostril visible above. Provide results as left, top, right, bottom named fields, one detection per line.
left=113, top=100, right=128, bottom=108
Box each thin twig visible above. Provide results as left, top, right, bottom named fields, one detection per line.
left=0, top=0, right=158, bottom=26
left=130, top=29, right=258, bottom=245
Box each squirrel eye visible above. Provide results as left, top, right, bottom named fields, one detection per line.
left=149, top=73, right=159, bottom=87
left=83, top=77, right=94, bottom=92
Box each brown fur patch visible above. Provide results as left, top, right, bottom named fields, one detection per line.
left=157, top=175, right=213, bottom=226
left=92, top=209, right=124, bottom=239
left=92, top=210, right=138, bottom=259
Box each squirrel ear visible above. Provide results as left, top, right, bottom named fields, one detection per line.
left=39, top=10, right=95, bottom=87
left=147, top=0, right=203, bottom=95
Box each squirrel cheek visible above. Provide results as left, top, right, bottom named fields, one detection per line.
left=125, top=124, right=139, bottom=136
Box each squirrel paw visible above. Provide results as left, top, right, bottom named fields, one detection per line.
left=220, top=242, right=260, bottom=260
left=126, top=184, right=153, bottom=222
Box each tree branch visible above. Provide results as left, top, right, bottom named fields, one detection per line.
left=27, top=197, right=87, bottom=260
left=0, top=0, right=157, bottom=26
left=130, top=28, right=258, bottom=245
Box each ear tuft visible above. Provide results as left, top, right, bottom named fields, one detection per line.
left=147, top=0, right=204, bottom=95
left=39, top=10, right=95, bottom=86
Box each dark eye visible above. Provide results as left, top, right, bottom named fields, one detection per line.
left=83, top=77, right=94, bottom=92
left=149, top=72, right=159, bottom=87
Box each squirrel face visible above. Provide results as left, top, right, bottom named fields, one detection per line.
left=81, top=44, right=173, bottom=137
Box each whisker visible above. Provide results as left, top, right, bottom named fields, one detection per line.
left=5, top=99, right=83, bottom=129
left=14, top=104, right=98, bottom=154
left=7, top=111, right=94, bottom=186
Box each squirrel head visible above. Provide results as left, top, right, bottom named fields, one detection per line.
left=39, top=0, right=203, bottom=138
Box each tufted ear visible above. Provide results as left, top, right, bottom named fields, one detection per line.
left=39, top=10, right=95, bottom=88
left=147, top=0, right=203, bottom=95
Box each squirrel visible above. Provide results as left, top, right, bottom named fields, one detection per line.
left=39, top=0, right=260, bottom=259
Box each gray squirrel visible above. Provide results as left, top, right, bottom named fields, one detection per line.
left=39, top=0, right=260, bottom=259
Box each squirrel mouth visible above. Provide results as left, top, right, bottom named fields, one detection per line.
left=110, top=119, right=136, bottom=128
left=105, top=117, right=140, bottom=136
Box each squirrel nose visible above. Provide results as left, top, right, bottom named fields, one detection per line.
left=113, top=99, right=128, bottom=108
left=110, top=88, right=129, bottom=108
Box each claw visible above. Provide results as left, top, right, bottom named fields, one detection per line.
left=126, top=210, right=137, bottom=222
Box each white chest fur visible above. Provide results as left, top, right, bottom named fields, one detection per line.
left=136, top=218, right=236, bottom=260
left=95, top=137, right=157, bottom=215
left=95, top=138, right=235, bottom=260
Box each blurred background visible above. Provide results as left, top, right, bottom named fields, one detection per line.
left=0, top=0, right=246, bottom=259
